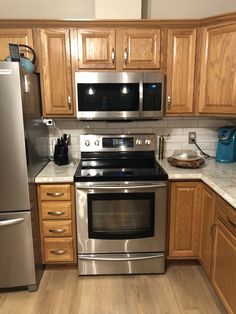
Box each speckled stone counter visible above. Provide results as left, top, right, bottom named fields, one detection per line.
left=158, top=158, right=236, bottom=210
left=35, top=161, right=79, bottom=183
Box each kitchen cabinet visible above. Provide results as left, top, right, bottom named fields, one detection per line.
left=37, top=184, right=77, bottom=264
left=212, top=195, right=236, bottom=314
left=77, top=28, right=161, bottom=70
left=0, top=28, right=34, bottom=61
left=166, top=28, right=196, bottom=114
left=38, top=28, right=74, bottom=116
left=198, top=23, right=236, bottom=115
left=199, top=184, right=216, bottom=277
left=168, top=181, right=202, bottom=258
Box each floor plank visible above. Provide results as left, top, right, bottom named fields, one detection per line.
left=0, top=265, right=226, bottom=314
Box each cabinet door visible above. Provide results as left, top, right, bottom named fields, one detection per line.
left=198, top=24, right=236, bottom=114
left=168, top=181, right=201, bottom=258
left=199, top=184, right=215, bottom=277
left=39, top=29, right=74, bottom=116
left=123, top=29, right=160, bottom=69
left=166, top=29, right=196, bottom=114
left=78, top=29, right=116, bottom=69
left=0, top=28, right=33, bottom=61
left=212, top=221, right=236, bottom=314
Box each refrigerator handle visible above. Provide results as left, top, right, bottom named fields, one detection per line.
left=0, top=218, right=25, bottom=227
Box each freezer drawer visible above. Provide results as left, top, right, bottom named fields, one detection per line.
left=0, top=212, right=36, bottom=290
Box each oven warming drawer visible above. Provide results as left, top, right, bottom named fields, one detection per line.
left=78, top=253, right=165, bottom=275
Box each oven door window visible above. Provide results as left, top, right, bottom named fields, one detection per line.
left=88, top=193, right=155, bottom=239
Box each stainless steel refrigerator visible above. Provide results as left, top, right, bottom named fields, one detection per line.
left=0, top=62, right=49, bottom=291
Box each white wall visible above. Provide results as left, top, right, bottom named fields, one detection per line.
left=0, top=0, right=235, bottom=19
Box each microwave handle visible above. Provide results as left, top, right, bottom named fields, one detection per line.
left=139, top=80, right=143, bottom=117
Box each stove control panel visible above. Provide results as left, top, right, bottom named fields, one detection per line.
left=80, top=134, right=156, bottom=152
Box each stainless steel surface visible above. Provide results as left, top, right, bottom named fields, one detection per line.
left=80, top=134, right=156, bottom=152
left=0, top=61, right=48, bottom=290
left=75, top=71, right=164, bottom=120
left=0, top=212, right=35, bottom=288
left=0, top=217, right=25, bottom=227
left=78, top=253, right=165, bottom=275
left=76, top=182, right=167, bottom=254
left=76, top=181, right=166, bottom=189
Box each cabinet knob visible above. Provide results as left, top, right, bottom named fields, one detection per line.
left=124, top=48, right=128, bottom=65
left=111, top=48, right=115, bottom=65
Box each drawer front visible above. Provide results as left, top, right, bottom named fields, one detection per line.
left=40, top=184, right=71, bottom=201
left=42, top=220, right=72, bottom=237
left=216, top=196, right=236, bottom=236
left=41, top=201, right=72, bottom=219
left=44, top=238, right=74, bottom=262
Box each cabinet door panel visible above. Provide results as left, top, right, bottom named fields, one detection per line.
left=78, top=29, right=115, bottom=69
left=39, top=29, right=73, bottom=116
left=123, top=29, right=160, bottom=69
left=166, top=29, right=196, bottom=114
left=169, top=182, right=201, bottom=257
left=198, top=24, right=236, bottom=114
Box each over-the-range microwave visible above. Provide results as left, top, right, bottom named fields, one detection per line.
left=75, top=71, right=164, bottom=120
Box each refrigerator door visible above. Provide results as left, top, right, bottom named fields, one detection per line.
left=0, top=62, right=30, bottom=212
left=0, top=211, right=36, bottom=289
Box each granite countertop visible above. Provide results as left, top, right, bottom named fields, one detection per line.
left=158, top=158, right=236, bottom=210
left=35, top=160, right=79, bottom=184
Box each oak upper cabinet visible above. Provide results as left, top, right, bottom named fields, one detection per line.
left=78, top=29, right=116, bottom=69
left=168, top=181, right=202, bottom=258
left=166, top=28, right=196, bottom=114
left=199, top=184, right=216, bottom=277
left=198, top=24, right=236, bottom=114
left=77, top=28, right=160, bottom=70
left=212, top=196, right=236, bottom=314
left=0, top=28, right=34, bottom=61
left=38, top=28, right=74, bottom=116
left=122, top=29, right=160, bottom=69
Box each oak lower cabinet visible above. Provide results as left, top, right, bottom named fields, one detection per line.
left=168, top=181, right=202, bottom=258
left=37, top=184, right=77, bottom=264
left=77, top=28, right=161, bottom=70
left=212, top=195, right=236, bottom=314
left=37, top=28, right=74, bottom=116
left=166, top=28, right=196, bottom=115
left=198, top=23, right=236, bottom=115
left=198, top=183, right=216, bottom=277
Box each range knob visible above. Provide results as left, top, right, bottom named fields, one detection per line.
left=94, top=140, right=100, bottom=146
left=145, top=139, right=152, bottom=146
left=85, top=140, right=90, bottom=147
left=136, top=139, right=143, bottom=146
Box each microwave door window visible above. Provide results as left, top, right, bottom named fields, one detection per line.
left=143, top=83, right=162, bottom=111
left=78, top=83, right=139, bottom=111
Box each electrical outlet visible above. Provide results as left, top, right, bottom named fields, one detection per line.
left=188, top=132, right=196, bottom=144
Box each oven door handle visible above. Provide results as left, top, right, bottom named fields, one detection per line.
left=77, top=183, right=166, bottom=190
left=79, top=253, right=164, bottom=261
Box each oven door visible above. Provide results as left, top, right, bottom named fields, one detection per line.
left=76, top=181, right=167, bottom=254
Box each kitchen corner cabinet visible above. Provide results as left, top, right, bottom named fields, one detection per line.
left=37, top=184, right=77, bottom=264
left=0, top=28, right=34, bottom=61
left=38, top=28, right=74, bottom=116
left=199, top=184, right=216, bottom=277
left=77, top=28, right=161, bottom=70
left=198, top=24, right=236, bottom=115
left=168, top=181, right=202, bottom=258
left=166, top=28, right=196, bottom=114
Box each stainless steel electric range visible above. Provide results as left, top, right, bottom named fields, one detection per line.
left=74, top=134, right=168, bottom=275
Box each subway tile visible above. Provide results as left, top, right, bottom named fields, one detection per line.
left=107, top=121, right=138, bottom=129
left=93, top=129, right=123, bottom=134
left=123, top=128, right=154, bottom=134
left=167, top=119, right=198, bottom=128
left=137, top=120, right=167, bottom=128
left=197, top=119, right=233, bottom=128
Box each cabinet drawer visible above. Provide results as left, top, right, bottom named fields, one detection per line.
left=42, top=220, right=72, bottom=237
left=44, top=238, right=74, bottom=262
left=41, top=201, right=72, bottom=219
left=216, top=196, right=236, bottom=236
left=40, top=184, right=71, bottom=201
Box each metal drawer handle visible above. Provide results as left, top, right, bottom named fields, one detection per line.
left=0, top=218, right=25, bottom=227
left=167, top=95, right=171, bottom=110
left=68, top=95, right=72, bottom=110
left=79, top=253, right=164, bottom=262
left=49, top=228, right=66, bottom=233
left=48, top=211, right=65, bottom=216
left=50, top=250, right=67, bottom=255
left=46, top=192, right=64, bottom=197
left=227, top=216, right=236, bottom=227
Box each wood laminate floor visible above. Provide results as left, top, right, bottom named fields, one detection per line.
left=0, top=265, right=226, bottom=314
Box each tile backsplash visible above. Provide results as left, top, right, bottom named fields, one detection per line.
left=48, top=117, right=236, bottom=160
